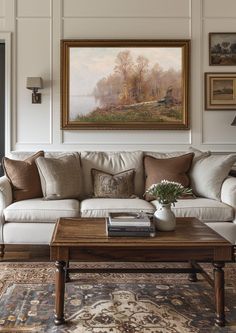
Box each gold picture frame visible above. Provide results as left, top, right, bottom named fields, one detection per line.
left=205, top=72, right=236, bottom=110
left=61, top=39, right=190, bottom=130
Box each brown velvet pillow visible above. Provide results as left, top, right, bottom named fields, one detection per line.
left=91, top=168, right=135, bottom=198
left=144, top=153, right=194, bottom=201
left=2, top=151, right=44, bottom=202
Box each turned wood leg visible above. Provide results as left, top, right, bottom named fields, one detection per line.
left=54, top=260, right=66, bottom=325
left=65, top=260, right=71, bottom=283
left=0, top=244, right=5, bottom=260
left=213, top=262, right=225, bottom=327
left=188, top=260, right=198, bottom=282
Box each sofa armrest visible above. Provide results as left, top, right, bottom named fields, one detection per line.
left=221, top=176, right=236, bottom=222
left=0, top=176, right=12, bottom=243
left=0, top=176, right=12, bottom=210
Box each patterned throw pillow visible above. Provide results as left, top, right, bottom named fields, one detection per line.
left=2, top=151, right=44, bottom=202
left=91, top=168, right=135, bottom=198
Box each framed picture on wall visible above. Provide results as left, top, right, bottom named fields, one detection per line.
left=205, top=72, right=236, bottom=110
left=61, top=39, right=190, bottom=130
left=209, top=33, right=236, bottom=65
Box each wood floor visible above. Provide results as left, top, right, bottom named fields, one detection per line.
left=2, top=245, right=50, bottom=261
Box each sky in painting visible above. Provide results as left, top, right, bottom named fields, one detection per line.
left=70, top=47, right=182, bottom=96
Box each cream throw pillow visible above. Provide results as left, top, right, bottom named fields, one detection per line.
left=36, top=153, right=82, bottom=200
left=190, top=153, right=236, bottom=200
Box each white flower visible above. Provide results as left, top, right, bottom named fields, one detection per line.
left=145, top=180, right=192, bottom=205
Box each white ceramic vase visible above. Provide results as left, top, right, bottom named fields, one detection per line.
left=153, top=203, right=176, bottom=231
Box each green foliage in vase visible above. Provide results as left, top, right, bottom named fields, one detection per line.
left=145, top=180, right=192, bottom=205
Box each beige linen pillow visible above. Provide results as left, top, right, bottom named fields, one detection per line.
left=144, top=153, right=194, bottom=201
left=91, top=168, right=135, bottom=198
left=36, top=153, right=82, bottom=200
left=190, top=153, right=236, bottom=200
left=2, top=151, right=44, bottom=202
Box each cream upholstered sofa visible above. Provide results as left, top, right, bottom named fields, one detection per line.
left=0, top=149, right=236, bottom=255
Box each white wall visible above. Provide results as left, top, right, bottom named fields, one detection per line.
left=0, top=0, right=236, bottom=152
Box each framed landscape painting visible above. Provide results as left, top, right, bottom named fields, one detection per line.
left=61, top=39, right=190, bottom=130
left=209, top=33, right=236, bottom=65
left=205, top=72, right=236, bottom=110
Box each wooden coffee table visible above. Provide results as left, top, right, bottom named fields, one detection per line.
left=50, top=217, right=233, bottom=327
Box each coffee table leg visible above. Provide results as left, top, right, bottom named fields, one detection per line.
left=54, top=260, right=66, bottom=325
left=0, top=244, right=5, bottom=260
left=213, top=262, right=225, bottom=327
left=188, top=260, right=198, bottom=282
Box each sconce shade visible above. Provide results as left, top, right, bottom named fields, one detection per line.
left=231, top=115, right=236, bottom=126
left=26, top=77, right=43, bottom=89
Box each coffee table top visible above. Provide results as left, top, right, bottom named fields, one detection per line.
left=51, top=217, right=232, bottom=249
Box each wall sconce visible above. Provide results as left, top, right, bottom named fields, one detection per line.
left=26, top=77, right=43, bottom=104
left=231, top=115, right=236, bottom=126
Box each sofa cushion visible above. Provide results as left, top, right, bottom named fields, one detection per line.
left=144, top=151, right=186, bottom=158
left=206, top=222, right=236, bottom=245
left=92, top=168, right=135, bottom=198
left=144, top=153, right=194, bottom=201
left=4, top=198, right=80, bottom=223
left=151, top=198, right=234, bottom=222
left=2, top=151, right=44, bottom=202
left=80, top=151, right=144, bottom=198
left=36, top=153, right=82, bottom=200
left=190, top=154, right=236, bottom=200
left=80, top=198, right=155, bottom=218
left=3, top=222, right=55, bottom=244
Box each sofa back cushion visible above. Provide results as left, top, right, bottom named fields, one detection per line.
left=190, top=153, right=236, bottom=200
left=80, top=151, right=144, bottom=198
left=2, top=151, right=44, bottom=202
left=35, top=153, right=82, bottom=200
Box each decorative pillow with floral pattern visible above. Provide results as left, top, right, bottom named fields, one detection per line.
left=91, top=168, right=135, bottom=198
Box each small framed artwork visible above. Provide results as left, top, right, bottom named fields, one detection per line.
left=209, top=33, right=236, bottom=65
left=61, top=39, right=190, bottom=130
left=205, top=72, right=236, bottom=110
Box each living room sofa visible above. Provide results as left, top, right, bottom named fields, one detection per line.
left=0, top=149, right=236, bottom=256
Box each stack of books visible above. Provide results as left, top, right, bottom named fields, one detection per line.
left=106, top=212, right=155, bottom=237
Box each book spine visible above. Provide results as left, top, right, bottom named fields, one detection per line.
left=108, top=231, right=155, bottom=237
left=109, top=222, right=151, bottom=227
left=108, top=226, right=154, bottom=232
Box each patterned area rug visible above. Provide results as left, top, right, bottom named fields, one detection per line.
left=0, top=262, right=235, bottom=333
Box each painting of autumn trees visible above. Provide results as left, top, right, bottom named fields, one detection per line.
left=93, top=50, right=182, bottom=113
left=61, top=40, right=190, bottom=129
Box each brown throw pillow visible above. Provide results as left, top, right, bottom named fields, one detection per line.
left=2, top=151, right=44, bottom=202
left=144, top=153, right=194, bottom=201
left=91, top=168, right=135, bottom=198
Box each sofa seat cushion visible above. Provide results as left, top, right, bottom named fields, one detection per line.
left=3, top=222, right=55, bottom=244
left=206, top=222, right=236, bottom=245
left=151, top=198, right=234, bottom=222
left=4, top=198, right=80, bottom=223
left=80, top=198, right=155, bottom=218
